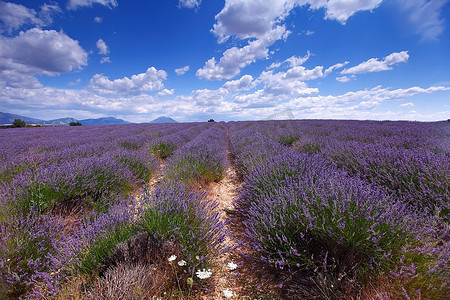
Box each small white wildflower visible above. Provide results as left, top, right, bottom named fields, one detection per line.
left=223, top=288, right=233, bottom=298
left=196, top=268, right=212, bottom=279
left=227, top=262, right=238, bottom=270
left=177, top=259, right=186, bottom=266
left=168, top=255, right=177, bottom=262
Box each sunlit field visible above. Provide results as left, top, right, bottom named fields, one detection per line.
left=1, top=120, right=448, bottom=299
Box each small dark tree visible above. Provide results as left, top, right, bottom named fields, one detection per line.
left=208, top=119, right=215, bottom=122
left=12, top=119, right=26, bottom=128
left=69, top=121, right=82, bottom=126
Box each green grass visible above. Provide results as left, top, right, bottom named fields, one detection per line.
left=78, top=224, right=140, bottom=275
left=149, top=142, right=177, bottom=159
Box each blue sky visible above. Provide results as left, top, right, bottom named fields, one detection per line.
left=1, top=0, right=449, bottom=122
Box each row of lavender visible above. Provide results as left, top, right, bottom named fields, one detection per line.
left=0, top=122, right=227, bottom=298
left=229, top=120, right=449, bottom=298
left=68, top=123, right=230, bottom=298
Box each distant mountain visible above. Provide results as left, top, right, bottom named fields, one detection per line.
left=0, top=112, right=43, bottom=125
left=150, top=116, right=178, bottom=123
left=0, top=112, right=130, bottom=126
left=43, top=117, right=78, bottom=125
left=80, top=117, right=130, bottom=125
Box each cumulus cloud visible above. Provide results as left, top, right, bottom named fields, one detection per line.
left=203, top=0, right=389, bottom=81
left=0, top=28, right=88, bottom=88
left=175, top=65, right=189, bottom=75
left=212, top=0, right=387, bottom=43
left=259, top=69, right=320, bottom=97
left=222, top=75, right=255, bottom=91
left=196, top=26, right=288, bottom=80
left=400, top=102, right=414, bottom=107
left=157, top=88, right=175, bottom=96
left=284, top=65, right=323, bottom=80
left=285, top=51, right=312, bottom=67
left=100, top=56, right=111, bottom=64
left=309, top=0, right=383, bottom=24
left=1, top=81, right=449, bottom=122
left=324, top=61, right=349, bottom=76
left=396, top=0, right=449, bottom=41
left=94, top=16, right=103, bottom=23
left=187, top=88, right=228, bottom=106
left=96, top=38, right=109, bottom=54
left=178, top=0, right=202, bottom=9
left=288, top=85, right=450, bottom=110
left=67, top=0, right=118, bottom=10
left=341, top=51, right=409, bottom=75
left=0, top=1, right=60, bottom=32
left=88, top=67, right=167, bottom=95
left=69, top=79, right=82, bottom=86
left=336, top=76, right=351, bottom=82
left=211, top=0, right=299, bottom=42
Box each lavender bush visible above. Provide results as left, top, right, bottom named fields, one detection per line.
left=165, top=125, right=228, bottom=184
left=238, top=152, right=414, bottom=295
left=140, top=183, right=227, bottom=272
left=148, top=123, right=211, bottom=159
left=228, top=125, right=288, bottom=175
left=321, top=140, right=449, bottom=217
left=0, top=210, right=74, bottom=299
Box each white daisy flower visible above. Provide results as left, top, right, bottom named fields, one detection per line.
left=168, top=255, right=177, bottom=262
left=196, top=268, right=212, bottom=279
left=227, top=262, right=238, bottom=270
left=177, top=259, right=186, bottom=266
left=223, top=288, right=233, bottom=298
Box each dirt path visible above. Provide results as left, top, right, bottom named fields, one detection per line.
left=203, top=160, right=243, bottom=299
left=148, top=160, right=166, bottom=192
left=201, top=132, right=280, bottom=299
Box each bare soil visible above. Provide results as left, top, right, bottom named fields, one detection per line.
left=200, top=138, right=281, bottom=299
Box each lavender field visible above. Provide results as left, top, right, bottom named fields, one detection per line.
left=0, top=120, right=448, bottom=299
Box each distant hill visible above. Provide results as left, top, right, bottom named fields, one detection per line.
left=43, top=117, right=78, bottom=126
left=150, top=116, right=178, bottom=123
left=80, top=117, right=130, bottom=125
left=0, top=112, right=43, bottom=125
left=0, top=112, right=130, bottom=126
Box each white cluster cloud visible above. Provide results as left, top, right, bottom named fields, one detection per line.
left=100, top=56, right=111, bottom=64
left=285, top=86, right=450, bottom=115
left=309, top=0, right=383, bottom=24
left=222, top=75, right=255, bottom=91
left=96, top=39, right=110, bottom=63
left=88, top=67, right=167, bottom=95
left=94, top=16, right=103, bottom=23
left=157, top=88, right=175, bottom=96
left=175, top=65, right=190, bottom=75
left=96, top=38, right=109, bottom=54
left=342, top=51, right=409, bottom=75
left=188, top=88, right=228, bottom=106
left=324, top=62, right=349, bottom=76
left=0, top=28, right=88, bottom=88
left=238, top=54, right=346, bottom=104
left=69, top=79, right=82, bottom=86
left=0, top=1, right=61, bottom=32
left=212, top=0, right=386, bottom=43
left=178, top=0, right=202, bottom=9
left=211, top=0, right=298, bottom=42
left=196, top=26, right=288, bottom=80
left=67, top=0, right=118, bottom=10
left=1, top=80, right=449, bottom=122
left=336, top=76, right=352, bottom=83
left=201, top=0, right=391, bottom=82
